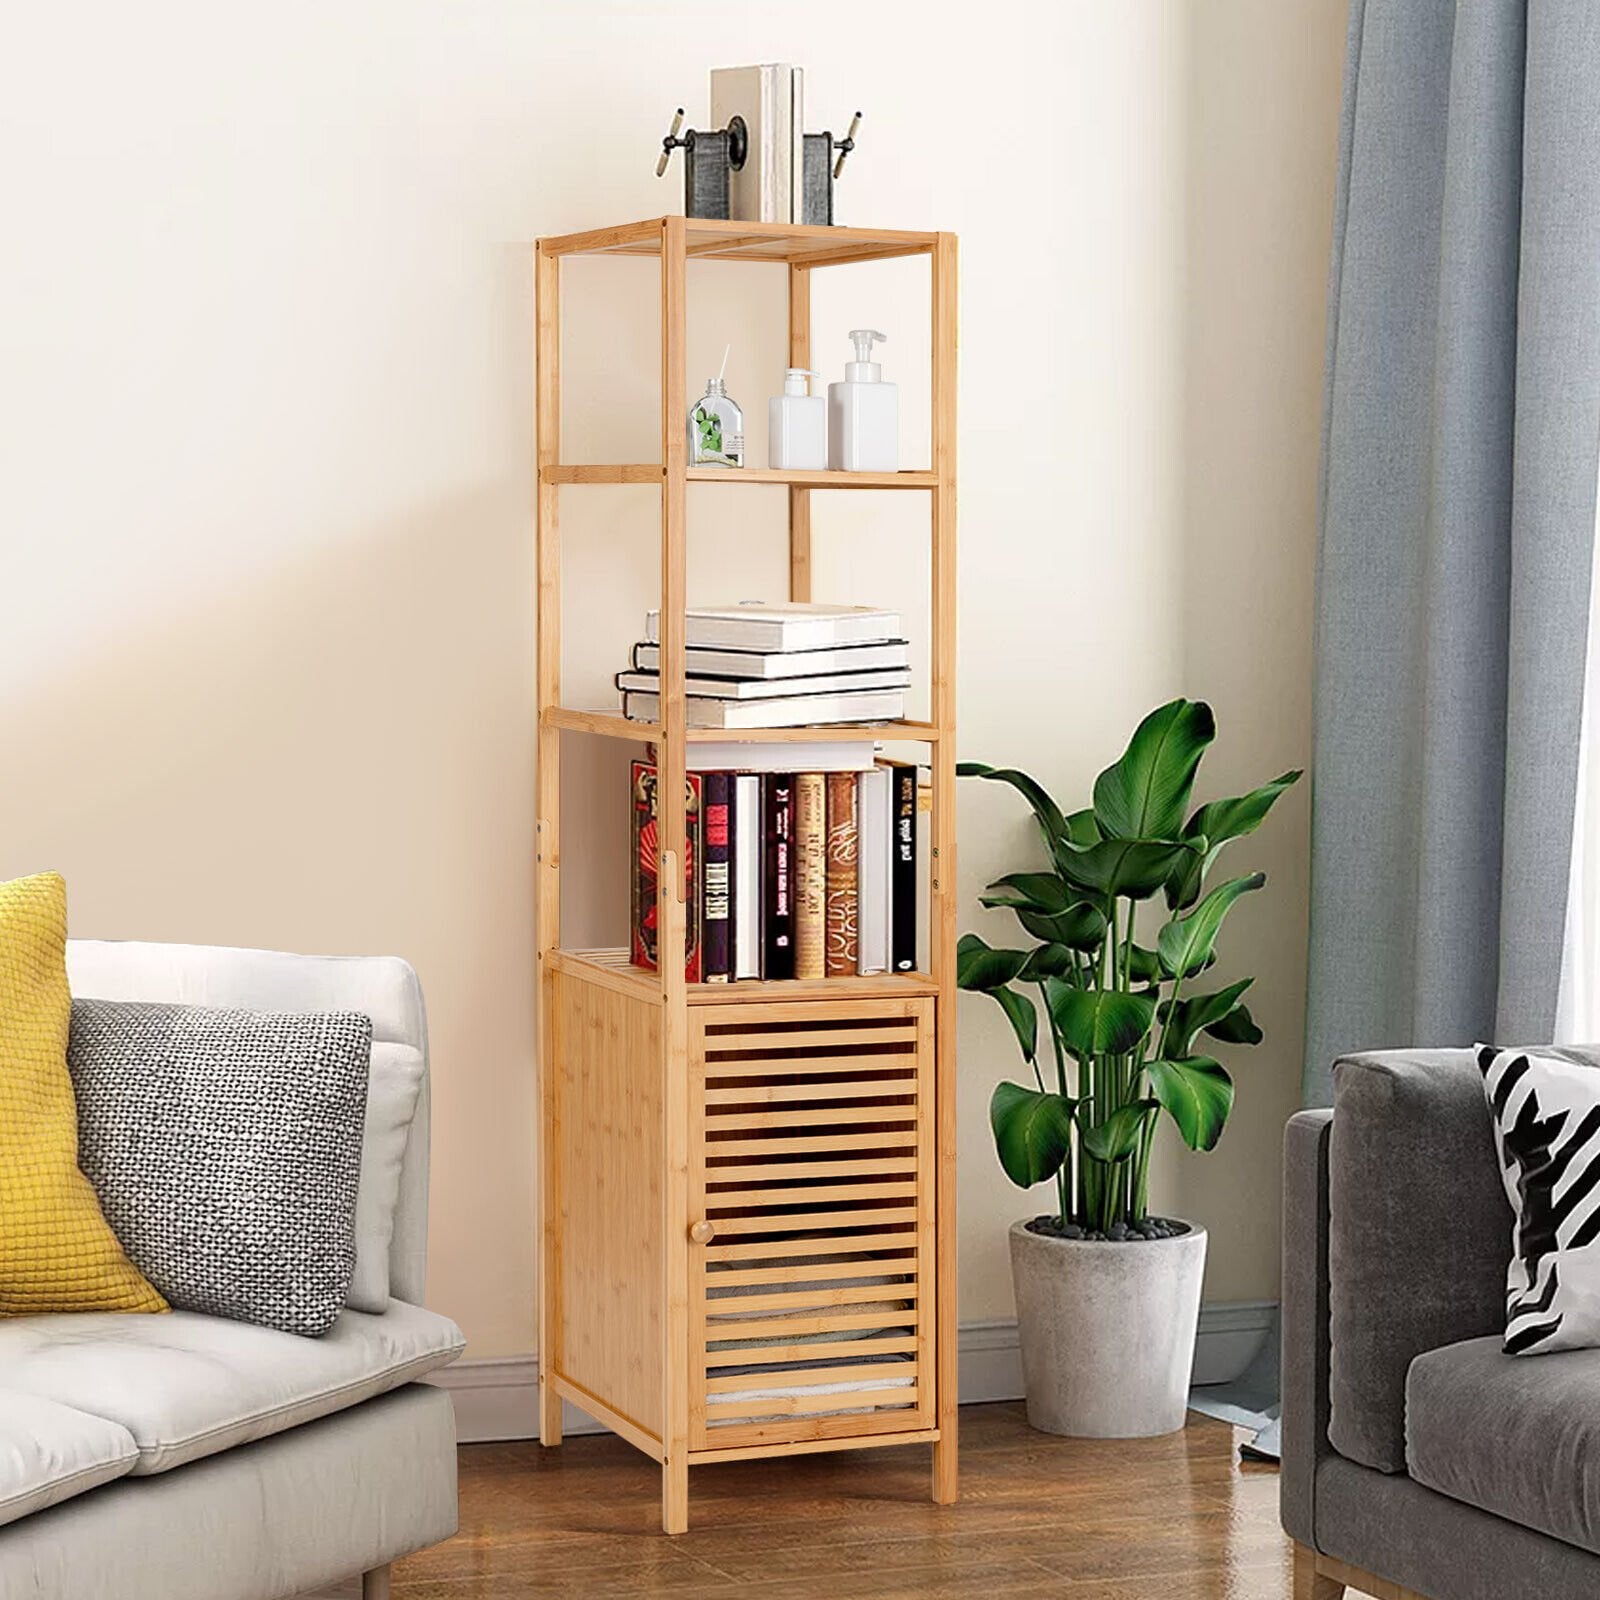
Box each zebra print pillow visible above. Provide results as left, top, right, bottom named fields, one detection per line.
left=1479, top=1044, right=1600, bottom=1356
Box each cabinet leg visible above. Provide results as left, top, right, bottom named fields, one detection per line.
left=662, top=1455, right=689, bottom=1536
left=932, top=1436, right=958, bottom=1504
left=538, top=1373, right=563, bottom=1447
left=1292, top=1543, right=1344, bottom=1599
left=361, top=1567, right=392, bottom=1600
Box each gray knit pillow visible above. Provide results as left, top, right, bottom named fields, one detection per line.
left=67, top=999, right=371, bottom=1337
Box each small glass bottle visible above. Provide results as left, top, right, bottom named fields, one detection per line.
left=688, top=376, right=745, bottom=468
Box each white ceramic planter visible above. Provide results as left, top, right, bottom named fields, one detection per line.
left=1009, top=1217, right=1207, bottom=1438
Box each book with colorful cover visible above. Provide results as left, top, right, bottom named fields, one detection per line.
left=793, top=773, right=827, bottom=980
left=701, top=772, right=732, bottom=982
left=825, top=771, right=859, bottom=976
left=629, top=761, right=703, bottom=982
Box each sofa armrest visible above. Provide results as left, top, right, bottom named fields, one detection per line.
left=1281, top=1108, right=1333, bottom=1547
left=1326, top=1050, right=1510, bottom=1473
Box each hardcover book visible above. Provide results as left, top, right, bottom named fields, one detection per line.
left=857, top=767, right=891, bottom=976
left=763, top=773, right=796, bottom=979
left=632, top=640, right=911, bottom=680
left=890, top=763, right=918, bottom=973
left=733, top=775, right=762, bottom=980
left=825, top=771, right=859, bottom=977
left=616, top=667, right=911, bottom=700
left=643, top=602, right=903, bottom=653
left=793, top=773, right=827, bottom=980
left=622, top=688, right=904, bottom=730
left=629, top=761, right=703, bottom=983
left=701, top=772, right=732, bottom=982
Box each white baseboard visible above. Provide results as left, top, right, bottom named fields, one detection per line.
left=426, top=1300, right=1278, bottom=1444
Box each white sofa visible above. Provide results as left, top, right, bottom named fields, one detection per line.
left=0, top=942, right=464, bottom=1600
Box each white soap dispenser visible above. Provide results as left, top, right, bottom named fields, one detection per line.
left=828, top=329, right=898, bottom=472
left=768, top=367, right=827, bottom=471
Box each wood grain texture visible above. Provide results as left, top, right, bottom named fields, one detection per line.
left=787, top=263, right=812, bottom=602
left=299, top=1404, right=1341, bottom=1599
left=550, top=969, right=664, bottom=1441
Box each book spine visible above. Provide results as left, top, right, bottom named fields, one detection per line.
left=733, top=775, right=762, bottom=980
left=762, top=774, right=795, bottom=979
left=702, top=772, right=732, bottom=982
left=683, top=772, right=703, bottom=983
left=629, top=760, right=657, bottom=971
left=825, top=771, right=859, bottom=976
left=627, top=761, right=703, bottom=981
left=793, top=774, right=827, bottom=980
left=891, top=763, right=918, bottom=972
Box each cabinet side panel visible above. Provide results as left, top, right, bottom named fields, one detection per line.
left=553, top=968, right=664, bottom=1436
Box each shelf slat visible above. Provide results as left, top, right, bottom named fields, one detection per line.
left=538, top=215, right=939, bottom=267
left=553, top=948, right=939, bottom=1006
left=542, top=709, right=939, bottom=744
left=541, top=465, right=938, bottom=490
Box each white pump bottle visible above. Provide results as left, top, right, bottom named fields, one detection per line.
left=828, top=329, right=898, bottom=472
left=768, top=367, right=827, bottom=471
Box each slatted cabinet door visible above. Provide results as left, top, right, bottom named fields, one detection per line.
left=687, top=998, right=937, bottom=1452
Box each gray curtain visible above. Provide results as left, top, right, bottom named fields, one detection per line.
left=1305, top=0, right=1600, bottom=1103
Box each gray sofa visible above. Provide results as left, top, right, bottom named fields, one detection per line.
left=0, top=942, right=465, bottom=1600
left=1283, top=1048, right=1600, bottom=1599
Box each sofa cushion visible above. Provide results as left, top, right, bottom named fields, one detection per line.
left=0, top=1301, right=463, bottom=1475
left=345, top=1040, right=425, bottom=1314
left=1407, top=1333, right=1600, bottom=1555
left=0, top=873, right=167, bottom=1317
left=67, top=998, right=372, bottom=1336
left=1328, top=1049, right=1510, bottom=1472
left=0, top=1393, right=138, bottom=1528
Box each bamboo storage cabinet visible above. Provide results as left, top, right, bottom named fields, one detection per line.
left=535, top=215, right=958, bottom=1534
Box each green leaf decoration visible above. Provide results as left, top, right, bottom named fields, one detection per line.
left=1091, top=699, right=1216, bottom=842
left=1156, top=873, right=1264, bottom=979
left=1081, top=1100, right=1158, bottom=1163
left=957, top=763, right=1068, bottom=846
left=984, top=871, right=1075, bottom=910
left=1125, top=943, right=1163, bottom=984
left=958, top=938, right=1039, bottom=1058
left=990, top=1082, right=1075, bottom=1188
left=1053, top=836, right=1202, bottom=900
left=1146, top=1056, right=1234, bottom=1151
left=1166, top=770, right=1302, bottom=909
left=1018, top=943, right=1077, bottom=981
left=1063, top=808, right=1102, bottom=847
left=1205, top=1001, right=1263, bottom=1046
left=1046, top=983, right=1155, bottom=1059
left=956, top=933, right=1031, bottom=991
left=1158, top=977, right=1254, bottom=1057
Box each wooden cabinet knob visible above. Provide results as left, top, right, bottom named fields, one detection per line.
left=688, top=1219, right=716, bottom=1245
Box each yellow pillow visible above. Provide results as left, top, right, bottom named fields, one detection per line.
left=0, top=873, right=166, bottom=1315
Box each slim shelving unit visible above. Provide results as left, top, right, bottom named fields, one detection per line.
left=534, top=215, right=957, bottom=1534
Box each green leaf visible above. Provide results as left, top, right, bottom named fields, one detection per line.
left=956, top=933, right=1031, bottom=991
left=1166, top=770, right=1302, bottom=909
left=957, top=936, right=1040, bottom=1061
left=957, top=763, right=1068, bottom=846
left=990, top=1082, right=1075, bottom=1188
left=1146, top=1056, right=1234, bottom=1151
left=985, top=871, right=1075, bottom=910
left=979, top=892, right=1107, bottom=952
left=1156, top=873, right=1264, bottom=979
left=1054, top=836, right=1202, bottom=900
left=1046, top=983, right=1155, bottom=1058
left=1159, top=978, right=1254, bottom=1057
left=1092, top=700, right=1216, bottom=842
left=1063, top=807, right=1102, bottom=847
left=1205, top=1002, right=1263, bottom=1046
left=1081, top=1100, right=1158, bottom=1163
left=1125, top=943, right=1163, bottom=984
left=1019, top=944, right=1077, bottom=981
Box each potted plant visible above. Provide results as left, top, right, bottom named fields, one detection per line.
left=958, top=699, right=1299, bottom=1438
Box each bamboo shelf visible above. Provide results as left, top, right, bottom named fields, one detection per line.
left=534, top=214, right=958, bottom=1534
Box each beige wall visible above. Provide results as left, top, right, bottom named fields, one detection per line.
left=0, top=0, right=1345, bottom=1357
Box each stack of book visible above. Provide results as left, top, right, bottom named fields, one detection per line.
left=629, top=745, right=922, bottom=983
left=618, top=602, right=911, bottom=730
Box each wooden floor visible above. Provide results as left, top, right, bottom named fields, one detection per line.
left=307, top=1402, right=1356, bottom=1600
